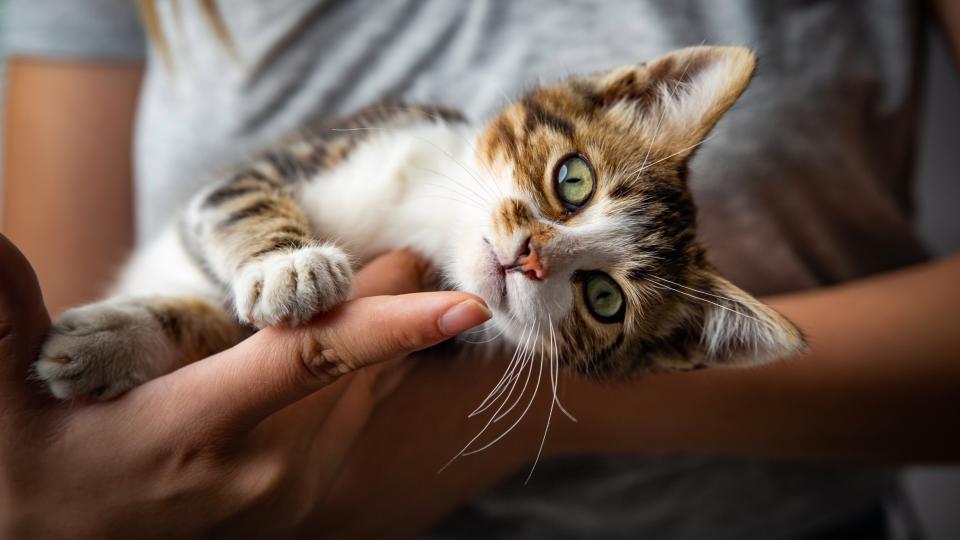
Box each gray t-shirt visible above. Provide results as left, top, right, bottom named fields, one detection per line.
left=5, top=1, right=927, bottom=537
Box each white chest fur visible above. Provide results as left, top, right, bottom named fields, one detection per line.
left=295, top=123, right=488, bottom=266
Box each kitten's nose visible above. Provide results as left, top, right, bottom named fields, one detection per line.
left=506, top=237, right=547, bottom=281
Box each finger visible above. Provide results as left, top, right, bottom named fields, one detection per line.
left=263, top=250, right=430, bottom=434
left=350, top=250, right=430, bottom=299
left=169, top=292, right=491, bottom=434
left=0, top=234, right=51, bottom=403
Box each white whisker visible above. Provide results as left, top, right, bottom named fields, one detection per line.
left=549, top=315, right=577, bottom=423
left=637, top=135, right=715, bottom=175
left=416, top=177, right=489, bottom=205
left=413, top=166, right=494, bottom=207
left=467, top=336, right=527, bottom=419
left=373, top=106, right=504, bottom=200
left=414, top=195, right=486, bottom=211
left=468, top=322, right=531, bottom=417
left=441, top=323, right=535, bottom=473
left=492, top=321, right=539, bottom=423
left=460, top=320, right=511, bottom=344
left=526, top=315, right=557, bottom=484
left=417, top=187, right=489, bottom=213
left=460, top=340, right=531, bottom=444
left=331, top=126, right=496, bottom=206
left=649, top=282, right=767, bottom=325
left=648, top=274, right=766, bottom=307
left=461, top=311, right=514, bottom=339
left=463, top=325, right=545, bottom=456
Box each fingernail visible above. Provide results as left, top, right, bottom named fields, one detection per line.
left=438, top=299, right=492, bottom=336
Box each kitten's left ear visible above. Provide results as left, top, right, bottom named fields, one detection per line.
left=590, top=46, right=757, bottom=158
left=692, top=272, right=805, bottom=367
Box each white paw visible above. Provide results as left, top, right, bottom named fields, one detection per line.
left=35, top=302, right=176, bottom=400
left=233, top=245, right=353, bottom=327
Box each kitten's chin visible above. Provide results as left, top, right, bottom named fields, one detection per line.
left=448, top=237, right=572, bottom=341
left=447, top=235, right=571, bottom=347
left=449, top=237, right=508, bottom=313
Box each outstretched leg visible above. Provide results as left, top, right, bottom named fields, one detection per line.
left=36, top=296, right=249, bottom=399
left=35, top=226, right=250, bottom=399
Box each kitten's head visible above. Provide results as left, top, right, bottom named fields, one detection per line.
left=450, top=46, right=804, bottom=377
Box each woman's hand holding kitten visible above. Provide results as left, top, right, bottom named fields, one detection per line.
left=0, top=236, right=489, bottom=538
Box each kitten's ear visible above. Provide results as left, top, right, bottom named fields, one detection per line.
left=590, top=46, right=757, bottom=158
left=692, top=272, right=805, bottom=367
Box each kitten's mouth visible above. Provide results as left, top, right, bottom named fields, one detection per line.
left=494, top=261, right=508, bottom=301
left=483, top=238, right=508, bottom=305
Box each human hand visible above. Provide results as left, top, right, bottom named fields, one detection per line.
left=0, top=234, right=490, bottom=539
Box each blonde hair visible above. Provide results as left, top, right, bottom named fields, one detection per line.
left=137, top=0, right=237, bottom=69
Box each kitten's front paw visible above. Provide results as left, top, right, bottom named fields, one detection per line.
left=35, top=303, right=176, bottom=400
left=233, top=245, right=353, bottom=327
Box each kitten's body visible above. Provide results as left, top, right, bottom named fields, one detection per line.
left=128, top=111, right=473, bottom=297
left=37, top=46, right=804, bottom=400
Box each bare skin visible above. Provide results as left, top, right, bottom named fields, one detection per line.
left=2, top=59, right=142, bottom=317
left=0, top=240, right=490, bottom=539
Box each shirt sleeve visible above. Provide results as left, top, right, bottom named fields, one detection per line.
left=4, top=0, right=146, bottom=61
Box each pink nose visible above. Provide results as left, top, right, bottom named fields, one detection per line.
left=506, top=238, right=547, bottom=281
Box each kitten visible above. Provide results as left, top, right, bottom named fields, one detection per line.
left=36, top=46, right=803, bottom=401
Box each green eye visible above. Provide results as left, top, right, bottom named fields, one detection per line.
left=582, top=272, right=625, bottom=322
left=555, top=154, right=595, bottom=209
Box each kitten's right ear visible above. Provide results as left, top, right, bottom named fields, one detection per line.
left=692, top=272, right=805, bottom=367
left=586, top=46, right=757, bottom=159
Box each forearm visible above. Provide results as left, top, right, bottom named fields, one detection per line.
left=317, top=257, right=960, bottom=537
left=561, top=255, right=960, bottom=461
left=2, top=59, right=143, bottom=316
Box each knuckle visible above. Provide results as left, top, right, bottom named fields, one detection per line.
left=165, top=435, right=224, bottom=474
left=292, top=328, right=345, bottom=388
left=256, top=326, right=331, bottom=391
left=243, top=455, right=289, bottom=499
left=285, top=299, right=430, bottom=386
left=153, top=407, right=235, bottom=471
left=232, top=452, right=300, bottom=513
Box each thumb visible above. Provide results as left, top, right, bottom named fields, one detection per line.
left=171, top=291, right=491, bottom=433
left=0, top=234, right=51, bottom=401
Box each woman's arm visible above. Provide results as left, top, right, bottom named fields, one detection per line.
left=315, top=255, right=960, bottom=537
left=2, top=59, right=143, bottom=317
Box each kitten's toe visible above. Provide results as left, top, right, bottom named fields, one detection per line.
left=234, top=246, right=353, bottom=327
left=35, top=303, right=176, bottom=400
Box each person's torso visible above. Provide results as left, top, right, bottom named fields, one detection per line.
left=134, top=1, right=924, bottom=537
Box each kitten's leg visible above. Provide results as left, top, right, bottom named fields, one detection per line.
left=36, top=296, right=249, bottom=399
left=182, top=164, right=353, bottom=327
left=35, top=157, right=351, bottom=400
left=36, top=227, right=251, bottom=399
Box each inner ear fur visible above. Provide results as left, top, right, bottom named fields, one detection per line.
left=689, top=270, right=805, bottom=367
left=591, top=45, right=757, bottom=157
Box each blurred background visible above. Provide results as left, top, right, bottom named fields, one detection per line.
left=903, top=21, right=960, bottom=540
left=0, top=2, right=956, bottom=538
